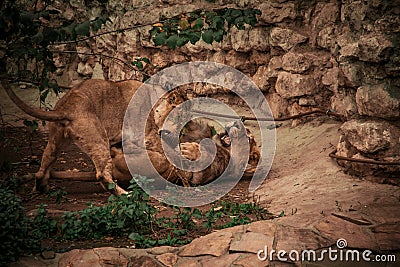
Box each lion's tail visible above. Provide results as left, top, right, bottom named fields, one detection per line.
left=1, top=79, right=68, bottom=121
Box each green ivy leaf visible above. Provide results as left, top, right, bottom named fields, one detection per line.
left=165, top=34, right=179, bottom=49
left=213, top=29, right=224, bottom=42
left=188, top=31, right=201, bottom=44
left=75, top=20, right=90, bottom=36
left=176, top=36, right=189, bottom=47
left=153, top=31, right=167, bottom=46
left=107, top=183, right=116, bottom=190
left=191, top=18, right=203, bottom=30
left=202, top=29, right=214, bottom=44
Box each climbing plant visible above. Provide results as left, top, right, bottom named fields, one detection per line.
left=150, top=8, right=261, bottom=48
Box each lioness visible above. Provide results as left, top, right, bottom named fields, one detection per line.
left=2, top=79, right=187, bottom=195
left=112, top=118, right=260, bottom=186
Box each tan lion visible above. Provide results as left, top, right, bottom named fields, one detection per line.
left=2, top=79, right=188, bottom=195
left=112, top=118, right=261, bottom=186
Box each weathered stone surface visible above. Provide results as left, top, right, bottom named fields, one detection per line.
left=155, top=253, right=178, bottom=267
left=275, top=72, right=318, bottom=98
left=265, top=93, right=289, bottom=118
left=58, top=249, right=100, bottom=267
left=356, top=83, right=400, bottom=119
left=317, top=25, right=337, bottom=51
left=339, top=119, right=399, bottom=154
left=312, top=2, right=339, bottom=31
left=314, top=215, right=379, bottom=250
left=275, top=225, right=332, bottom=253
left=231, top=27, right=269, bottom=52
left=358, top=33, right=393, bottom=63
left=258, top=1, right=296, bottom=24
left=371, top=222, right=400, bottom=251
left=147, top=246, right=178, bottom=255
left=247, top=220, right=277, bottom=237
left=130, top=255, right=161, bottom=267
left=179, top=231, right=232, bottom=257
left=200, top=253, right=240, bottom=267
left=77, top=62, right=93, bottom=76
left=252, top=66, right=270, bottom=92
left=234, top=253, right=269, bottom=267
left=330, top=91, right=357, bottom=118
left=41, top=250, right=56, bottom=260
left=175, top=258, right=200, bottom=267
left=230, top=232, right=273, bottom=254
left=93, top=247, right=129, bottom=266
left=282, top=52, right=311, bottom=73
left=270, top=28, right=308, bottom=51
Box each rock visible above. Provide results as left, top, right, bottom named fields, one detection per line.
left=298, top=97, right=316, bottom=106
left=247, top=221, right=277, bottom=237
left=312, top=2, right=339, bottom=31
left=58, top=249, right=100, bottom=267
left=358, top=33, right=393, bottom=63
left=77, top=62, right=93, bottom=76
left=339, top=119, right=398, bottom=154
left=275, top=225, right=332, bottom=253
left=314, top=215, right=379, bottom=250
left=270, top=28, right=308, bottom=51
left=356, top=83, right=400, bottom=119
left=258, top=1, right=296, bottom=24
left=282, top=52, right=311, bottom=73
left=265, top=93, right=289, bottom=119
left=371, top=222, right=400, bottom=250
left=231, top=27, right=269, bottom=52
left=93, top=247, right=129, bottom=266
left=252, top=66, right=270, bottom=92
left=179, top=231, right=232, bottom=257
left=234, top=253, right=269, bottom=267
left=200, top=253, right=240, bottom=267
left=155, top=253, right=178, bottom=267
left=41, top=250, right=55, bottom=260
left=58, top=248, right=131, bottom=267
left=340, top=1, right=368, bottom=31
left=330, top=91, right=357, bottom=118
left=230, top=232, right=273, bottom=254
left=339, top=61, right=362, bottom=87
left=317, top=25, right=337, bottom=52
left=275, top=72, right=318, bottom=98
left=130, top=255, right=161, bottom=267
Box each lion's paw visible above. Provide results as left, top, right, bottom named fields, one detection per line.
left=180, top=142, right=201, bottom=161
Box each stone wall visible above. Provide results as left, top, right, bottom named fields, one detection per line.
left=19, top=0, right=400, bottom=177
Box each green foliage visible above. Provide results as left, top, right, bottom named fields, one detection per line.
left=0, top=189, right=31, bottom=265
left=31, top=204, right=58, bottom=240
left=47, top=187, right=68, bottom=204
left=0, top=1, right=108, bottom=100
left=61, top=178, right=156, bottom=240
left=150, top=8, right=261, bottom=48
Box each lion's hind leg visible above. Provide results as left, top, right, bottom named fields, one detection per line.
left=34, top=122, right=65, bottom=193
left=71, top=118, right=127, bottom=195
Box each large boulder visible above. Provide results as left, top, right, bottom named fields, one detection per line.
left=275, top=72, right=318, bottom=98
left=339, top=119, right=399, bottom=154
left=336, top=119, right=400, bottom=179
left=356, top=83, right=400, bottom=119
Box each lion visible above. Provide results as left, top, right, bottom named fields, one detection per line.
left=111, top=118, right=261, bottom=186
left=2, top=79, right=188, bottom=195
